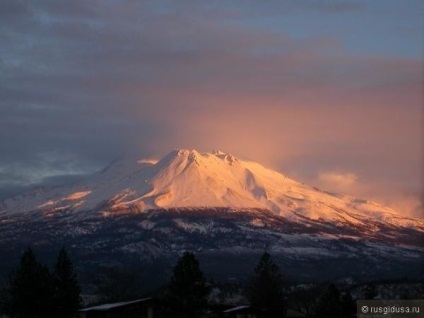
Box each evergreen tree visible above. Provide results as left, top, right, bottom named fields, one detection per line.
left=2, top=248, right=54, bottom=318
left=340, top=291, right=356, bottom=318
left=166, top=252, right=210, bottom=318
left=362, top=282, right=378, bottom=300
left=53, top=248, right=82, bottom=317
left=248, top=252, right=285, bottom=318
left=313, top=284, right=341, bottom=318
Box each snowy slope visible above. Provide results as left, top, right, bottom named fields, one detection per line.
left=0, top=149, right=422, bottom=230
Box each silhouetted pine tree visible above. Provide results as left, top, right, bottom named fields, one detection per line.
left=314, top=284, right=341, bottom=318
left=166, top=252, right=210, bottom=318
left=53, top=248, right=82, bottom=317
left=248, top=252, right=285, bottom=318
left=340, top=291, right=356, bottom=318
left=362, top=282, right=378, bottom=299
left=2, top=248, right=55, bottom=318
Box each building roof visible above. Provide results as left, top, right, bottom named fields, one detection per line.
left=286, top=308, right=306, bottom=317
left=223, top=305, right=251, bottom=313
left=79, top=297, right=152, bottom=312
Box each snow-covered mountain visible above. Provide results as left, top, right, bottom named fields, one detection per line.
left=1, top=149, right=421, bottom=230
left=0, top=149, right=423, bottom=286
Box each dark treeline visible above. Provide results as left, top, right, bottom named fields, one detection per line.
left=0, top=247, right=81, bottom=318
left=0, top=249, right=387, bottom=318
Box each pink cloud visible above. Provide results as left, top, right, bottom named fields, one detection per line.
left=1, top=0, right=421, bottom=217
left=317, top=171, right=358, bottom=192
left=313, top=170, right=423, bottom=218
left=125, top=50, right=422, bottom=219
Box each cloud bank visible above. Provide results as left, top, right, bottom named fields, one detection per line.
left=0, top=0, right=422, bottom=217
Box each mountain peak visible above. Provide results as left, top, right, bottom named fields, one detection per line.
left=156, top=149, right=241, bottom=171
left=167, top=149, right=240, bottom=164
left=212, top=149, right=226, bottom=155
left=156, top=149, right=202, bottom=169
left=1, top=149, right=422, bottom=231
left=174, top=149, right=200, bottom=157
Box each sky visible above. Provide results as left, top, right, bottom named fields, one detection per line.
left=0, top=0, right=423, bottom=218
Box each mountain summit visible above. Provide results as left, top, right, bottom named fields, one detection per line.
left=1, top=149, right=421, bottom=230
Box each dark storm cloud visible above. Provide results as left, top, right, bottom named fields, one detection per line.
left=0, top=1, right=174, bottom=179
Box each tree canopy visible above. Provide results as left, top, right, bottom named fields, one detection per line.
left=314, top=283, right=340, bottom=318
left=166, top=251, right=210, bottom=318
left=0, top=247, right=81, bottom=318
left=248, top=252, right=285, bottom=318
left=53, top=248, right=82, bottom=317
left=313, top=283, right=356, bottom=318
left=362, top=282, right=378, bottom=300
